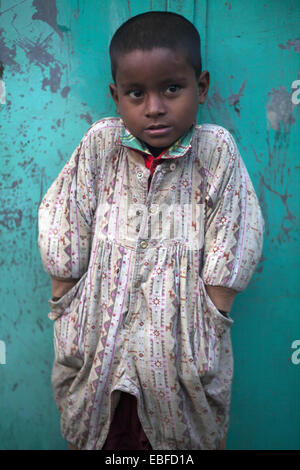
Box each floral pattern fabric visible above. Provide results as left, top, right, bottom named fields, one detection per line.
left=38, top=117, right=264, bottom=450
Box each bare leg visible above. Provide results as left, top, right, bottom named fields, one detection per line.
left=68, top=442, right=80, bottom=450
left=217, top=435, right=227, bottom=450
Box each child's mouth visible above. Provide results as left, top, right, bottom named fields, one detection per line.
left=144, top=125, right=171, bottom=136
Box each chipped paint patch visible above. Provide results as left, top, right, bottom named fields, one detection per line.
left=0, top=28, right=18, bottom=68
left=32, top=0, right=63, bottom=38
left=17, top=33, right=59, bottom=68
left=57, top=24, right=71, bottom=33
left=266, top=86, right=296, bottom=131
left=80, top=111, right=93, bottom=124
left=61, top=86, right=70, bottom=98
left=278, top=39, right=300, bottom=53
left=205, top=84, right=241, bottom=141
left=16, top=33, right=67, bottom=93
left=0, top=209, right=23, bottom=230
left=228, top=78, right=248, bottom=117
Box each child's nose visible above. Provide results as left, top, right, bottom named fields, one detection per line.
left=145, top=93, right=166, bottom=117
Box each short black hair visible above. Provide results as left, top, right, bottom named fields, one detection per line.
left=109, top=11, right=202, bottom=83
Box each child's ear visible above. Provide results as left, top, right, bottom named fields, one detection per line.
left=109, top=83, right=120, bottom=113
left=197, top=70, right=210, bottom=104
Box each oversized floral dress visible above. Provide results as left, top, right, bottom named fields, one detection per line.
left=38, top=117, right=264, bottom=450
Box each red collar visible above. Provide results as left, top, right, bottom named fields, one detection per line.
left=143, top=152, right=166, bottom=176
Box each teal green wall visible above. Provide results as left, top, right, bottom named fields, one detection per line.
left=0, top=0, right=299, bottom=450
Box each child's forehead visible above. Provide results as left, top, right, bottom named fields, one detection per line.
left=115, top=47, right=192, bottom=82
left=117, top=47, right=188, bottom=64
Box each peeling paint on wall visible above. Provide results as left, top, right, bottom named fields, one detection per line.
left=278, top=38, right=300, bottom=53
left=205, top=83, right=242, bottom=141
left=259, top=174, right=298, bottom=242
left=32, top=0, right=63, bottom=38
left=0, top=27, right=18, bottom=68
left=16, top=33, right=67, bottom=93
left=266, top=86, right=296, bottom=132
left=228, top=78, right=248, bottom=117
left=261, top=83, right=298, bottom=244
left=0, top=0, right=299, bottom=452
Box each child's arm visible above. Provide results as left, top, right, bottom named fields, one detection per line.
left=201, top=128, right=264, bottom=302
left=38, top=130, right=98, bottom=307
left=51, top=276, right=80, bottom=300
left=205, top=285, right=237, bottom=313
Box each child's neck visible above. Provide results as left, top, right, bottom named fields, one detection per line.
left=145, top=144, right=168, bottom=158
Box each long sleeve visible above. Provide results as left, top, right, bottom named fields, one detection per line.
left=201, top=127, right=264, bottom=292
left=38, top=129, right=98, bottom=280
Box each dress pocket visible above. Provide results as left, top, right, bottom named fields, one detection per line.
left=193, top=276, right=234, bottom=376
left=49, top=272, right=88, bottom=369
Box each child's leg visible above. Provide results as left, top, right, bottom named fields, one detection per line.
left=102, top=392, right=152, bottom=450
left=68, top=392, right=152, bottom=450
left=68, top=442, right=79, bottom=450
left=217, top=435, right=227, bottom=450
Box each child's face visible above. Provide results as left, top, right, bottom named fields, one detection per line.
left=110, top=48, right=209, bottom=153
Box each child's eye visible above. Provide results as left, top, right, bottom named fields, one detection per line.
left=128, top=90, right=143, bottom=99
left=166, top=85, right=181, bottom=94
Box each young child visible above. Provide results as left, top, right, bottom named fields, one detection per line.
left=38, top=11, right=264, bottom=450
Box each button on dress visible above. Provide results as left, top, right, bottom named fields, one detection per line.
left=38, top=117, right=264, bottom=450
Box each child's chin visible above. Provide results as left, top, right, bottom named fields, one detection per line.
left=142, top=132, right=177, bottom=148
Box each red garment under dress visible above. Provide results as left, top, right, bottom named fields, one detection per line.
left=144, top=150, right=167, bottom=190
left=102, top=151, right=165, bottom=450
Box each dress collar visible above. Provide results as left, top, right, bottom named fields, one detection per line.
left=119, top=121, right=195, bottom=159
